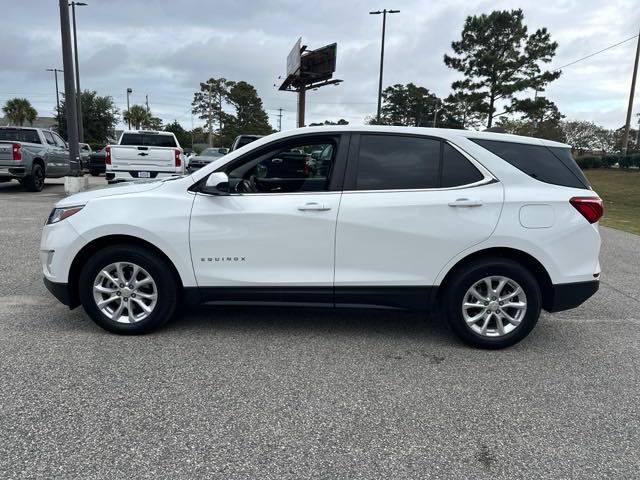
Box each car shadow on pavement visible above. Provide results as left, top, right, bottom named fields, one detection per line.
left=165, top=305, right=455, bottom=343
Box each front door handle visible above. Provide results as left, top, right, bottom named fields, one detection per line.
left=298, top=202, right=331, bottom=211
left=448, top=198, right=483, bottom=207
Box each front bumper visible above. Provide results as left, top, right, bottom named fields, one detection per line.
left=546, top=280, right=599, bottom=312
left=43, top=277, right=74, bottom=307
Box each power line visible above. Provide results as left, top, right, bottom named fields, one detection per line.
left=553, top=34, right=640, bottom=71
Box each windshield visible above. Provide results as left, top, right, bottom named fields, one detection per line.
left=0, top=128, right=41, bottom=144
left=199, top=148, right=226, bottom=157
left=120, top=133, right=177, bottom=147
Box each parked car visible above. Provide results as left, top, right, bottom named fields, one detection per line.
left=40, top=126, right=602, bottom=348
left=187, top=147, right=227, bottom=172
left=105, top=130, right=185, bottom=184
left=0, top=126, right=70, bottom=191
left=229, top=134, right=262, bottom=151
left=88, top=147, right=107, bottom=176
left=79, top=143, right=92, bottom=170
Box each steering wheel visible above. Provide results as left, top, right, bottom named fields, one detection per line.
left=234, top=175, right=258, bottom=193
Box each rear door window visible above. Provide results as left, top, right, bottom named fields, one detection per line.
left=355, top=135, right=440, bottom=190
left=471, top=139, right=589, bottom=189
left=42, top=131, right=57, bottom=146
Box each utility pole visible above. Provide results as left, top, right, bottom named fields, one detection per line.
left=433, top=99, right=440, bottom=127
left=370, top=9, right=400, bottom=123
left=208, top=82, right=214, bottom=147
left=622, top=29, right=640, bottom=154
left=145, top=94, right=149, bottom=115
left=58, top=0, right=80, bottom=177
left=46, top=68, right=63, bottom=118
left=126, top=87, right=132, bottom=129
left=70, top=1, right=86, bottom=143
left=277, top=108, right=283, bottom=131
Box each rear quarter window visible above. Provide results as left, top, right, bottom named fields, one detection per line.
left=471, top=139, right=589, bottom=189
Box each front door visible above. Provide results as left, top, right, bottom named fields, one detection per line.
left=189, top=133, right=349, bottom=302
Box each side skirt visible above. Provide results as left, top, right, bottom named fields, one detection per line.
left=184, top=286, right=437, bottom=311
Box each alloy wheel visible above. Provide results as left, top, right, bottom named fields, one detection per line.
left=92, top=262, right=158, bottom=323
left=461, top=275, right=527, bottom=337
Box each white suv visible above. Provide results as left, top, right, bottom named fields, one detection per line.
left=40, top=126, right=602, bottom=348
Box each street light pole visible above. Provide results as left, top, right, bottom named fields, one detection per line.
left=70, top=1, right=87, bottom=143
left=46, top=68, right=63, bottom=118
left=126, top=88, right=132, bottom=129
left=370, top=9, right=400, bottom=123
left=58, top=0, right=80, bottom=177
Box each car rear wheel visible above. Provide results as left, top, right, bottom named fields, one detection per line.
left=443, top=258, right=541, bottom=349
left=78, top=245, right=178, bottom=334
left=24, top=164, right=45, bottom=192
left=89, top=169, right=100, bottom=176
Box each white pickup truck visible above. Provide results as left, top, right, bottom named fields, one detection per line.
left=106, top=130, right=185, bottom=184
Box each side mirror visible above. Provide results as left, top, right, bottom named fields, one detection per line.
left=202, top=171, right=229, bottom=195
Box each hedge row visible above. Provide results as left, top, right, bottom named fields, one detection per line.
left=575, top=154, right=640, bottom=169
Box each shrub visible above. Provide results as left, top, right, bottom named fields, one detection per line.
left=602, top=155, right=618, bottom=168
left=618, top=155, right=633, bottom=168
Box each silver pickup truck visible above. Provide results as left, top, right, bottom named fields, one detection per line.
left=0, top=126, right=71, bottom=191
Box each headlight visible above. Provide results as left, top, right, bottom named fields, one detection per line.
left=47, top=205, right=84, bottom=225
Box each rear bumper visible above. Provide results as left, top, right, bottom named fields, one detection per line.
left=0, top=166, right=26, bottom=178
left=546, top=280, right=599, bottom=312
left=106, top=170, right=180, bottom=183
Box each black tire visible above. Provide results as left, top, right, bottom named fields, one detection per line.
left=89, top=169, right=100, bottom=176
left=78, top=245, right=178, bottom=334
left=24, top=163, right=45, bottom=192
left=443, top=258, right=541, bottom=349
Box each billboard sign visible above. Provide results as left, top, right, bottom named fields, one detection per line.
left=286, top=37, right=302, bottom=77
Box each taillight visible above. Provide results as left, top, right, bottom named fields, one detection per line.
left=12, top=143, right=21, bottom=161
left=570, top=196, right=603, bottom=224
left=105, top=146, right=111, bottom=165
left=174, top=149, right=182, bottom=167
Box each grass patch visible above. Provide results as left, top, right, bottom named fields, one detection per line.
left=585, top=169, right=640, bottom=236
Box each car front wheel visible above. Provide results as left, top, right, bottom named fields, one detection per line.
left=444, top=258, right=541, bottom=349
left=78, top=245, right=178, bottom=334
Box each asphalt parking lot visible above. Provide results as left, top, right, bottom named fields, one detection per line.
left=0, top=176, right=638, bottom=479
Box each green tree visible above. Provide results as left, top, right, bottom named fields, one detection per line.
left=192, top=77, right=233, bottom=144
left=164, top=120, right=190, bottom=149
left=444, top=9, right=560, bottom=128
left=123, top=105, right=150, bottom=130
left=560, top=120, right=615, bottom=152
left=226, top=81, right=274, bottom=135
left=309, top=119, right=349, bottom=126
left=56, top=90, right=119, bottom=145
left=496, top=98, right=564, bottom=142
left=2, top=98, right=37, bottom=126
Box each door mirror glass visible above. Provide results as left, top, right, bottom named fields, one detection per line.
left=202, top=172, right=230, bottom=195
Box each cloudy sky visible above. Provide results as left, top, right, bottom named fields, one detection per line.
left=2, top=0, right=639, bottom=132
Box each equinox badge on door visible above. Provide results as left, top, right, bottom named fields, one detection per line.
left=200, top=257, right=247, bottom=262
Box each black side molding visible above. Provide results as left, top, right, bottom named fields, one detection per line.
left=546, top=280, right=599, bottom=312
left=184, top=286, right=437, bottom=311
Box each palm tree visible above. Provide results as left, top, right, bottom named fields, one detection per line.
left=2, top=98, right=38, bottom=126
left=123, top=104, right=150, bottom=130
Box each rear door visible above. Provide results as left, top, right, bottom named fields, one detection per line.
left=334, top=133, right=503, bottom=306
left=51, top=132, right=70, bottom=175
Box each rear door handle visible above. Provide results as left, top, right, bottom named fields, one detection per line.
left=448, top=198, right=483, bottom=207
left=298, top=202, right=331, bottom=211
